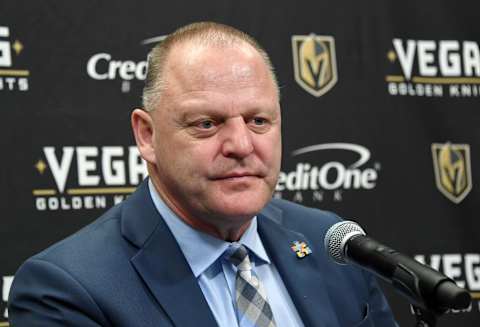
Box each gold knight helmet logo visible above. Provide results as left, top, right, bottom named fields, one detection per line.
left=432, top=143, right=472, bottom=203
left=292, top=34, right=338, bottom=97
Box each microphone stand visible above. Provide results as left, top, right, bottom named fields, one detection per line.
left=325, top=222, right=471, bottom=326
left=411, top=305, right=438, bottom=327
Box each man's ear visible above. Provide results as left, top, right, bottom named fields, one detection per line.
left=131, top=109, right=156, bottom=164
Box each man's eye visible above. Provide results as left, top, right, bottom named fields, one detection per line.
left=253, top=117, right=267, bottom=125
left=198, top=120, right=214, bottom=129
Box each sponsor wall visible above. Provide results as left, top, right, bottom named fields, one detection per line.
left=1, top=1, right=479, bottom=326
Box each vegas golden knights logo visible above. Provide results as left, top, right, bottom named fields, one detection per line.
left=432, top=143, right=472, bottom=203
left=292, top=34, right=338, bottom=97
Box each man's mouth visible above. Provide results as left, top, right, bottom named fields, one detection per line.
left=212, top=172, right=260, bottom=180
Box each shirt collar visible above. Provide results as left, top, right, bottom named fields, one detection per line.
left=148, top=179, right=270, bottom=278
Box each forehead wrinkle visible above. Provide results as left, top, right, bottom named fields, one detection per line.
left=169, top=42, right=269, bottom=89
left=175, top=92, right=279, bottom=122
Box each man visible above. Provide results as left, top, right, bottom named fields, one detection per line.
left=9, top=22, right=398, bottom=326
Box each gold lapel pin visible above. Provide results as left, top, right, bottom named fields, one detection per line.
left=291, top=241, right=312, bottom=258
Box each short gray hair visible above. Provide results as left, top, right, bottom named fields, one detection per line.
left=142, top=21, right=279, bottom=112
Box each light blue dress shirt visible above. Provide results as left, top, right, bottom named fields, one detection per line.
left=148, top=180, right=304, bottom=327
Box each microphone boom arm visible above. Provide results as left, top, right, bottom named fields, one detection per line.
left=346, top=235, right=471, bottom=314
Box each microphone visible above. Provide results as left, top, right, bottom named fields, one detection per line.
left=324, top=221, right=471, bottom=313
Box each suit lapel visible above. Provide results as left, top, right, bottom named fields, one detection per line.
left=121, top=181, right=218, bottom=327
left=258, top=205, right=340, bottom=327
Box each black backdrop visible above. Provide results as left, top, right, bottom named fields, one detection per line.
left=1, top=1, right=479, bottom=326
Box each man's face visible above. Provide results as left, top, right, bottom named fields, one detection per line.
left=146, top=42, right=281, bottom=234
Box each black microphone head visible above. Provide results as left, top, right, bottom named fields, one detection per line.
left=324, top=220, right=366, bottom=264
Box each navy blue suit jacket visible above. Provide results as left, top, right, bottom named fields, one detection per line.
left=9, top=180, right=397, bottom=326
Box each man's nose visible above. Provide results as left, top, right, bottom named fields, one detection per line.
left=221, top=118, right=254, bottom=158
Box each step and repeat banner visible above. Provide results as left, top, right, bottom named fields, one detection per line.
left=1, top=1, right=479, bottom=326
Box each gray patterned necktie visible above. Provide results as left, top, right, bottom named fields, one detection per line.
left=228, top=244, right=277, bottom=327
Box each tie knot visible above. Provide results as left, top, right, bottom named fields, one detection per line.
left=228, top=244, right=251, bottom=271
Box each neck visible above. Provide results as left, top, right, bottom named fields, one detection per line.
left=148, top=169, right=252, bottom=241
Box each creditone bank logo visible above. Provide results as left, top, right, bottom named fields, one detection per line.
left=274, top=143, right=380, bottom=203
left=86, top=35, right=166, bottom=93
left=0, top=26, right=29, bottom=91
left=386, top=39, right=480, bottom=97
left=292, top=34, right=338, bottom=97
left=32, top=146, right=148, bottom=211
left=415, top=254, right=480, bottom=314
left=1, top=275, right=13, bottom=322
left=432, top=143, right=472, bottom=204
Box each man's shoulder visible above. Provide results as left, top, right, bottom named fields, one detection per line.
left=265, top=198, right=342, bottom=228
left=8, top=196, right=163, bottom=327
left=28, top=202, right=129, bottom=272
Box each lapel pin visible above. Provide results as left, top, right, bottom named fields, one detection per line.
left=291, top=241, right=312, bottom=258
